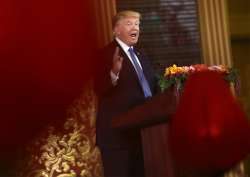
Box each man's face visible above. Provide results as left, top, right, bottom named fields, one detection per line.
left=114, top=16, right=140, bottom=46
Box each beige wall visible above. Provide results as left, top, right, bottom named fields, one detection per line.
left=228, top=0, right=250, bottom=38
left=228, top=0, right=250, bottom=173
left=228, top=0, right=250, bottom=118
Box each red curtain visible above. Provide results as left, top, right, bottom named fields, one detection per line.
left=0, top=0, right=97, bottom=159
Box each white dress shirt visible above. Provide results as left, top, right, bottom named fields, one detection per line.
left=110, top=37, right=143, bottom=85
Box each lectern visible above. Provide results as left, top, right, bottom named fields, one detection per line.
left=112, top=88, right=177, bottom=177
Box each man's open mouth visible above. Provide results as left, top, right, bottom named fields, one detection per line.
left=130, top=33, right=137, bottom=38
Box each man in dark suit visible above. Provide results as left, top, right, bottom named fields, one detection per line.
left=94, top=10, right=157, bottom=177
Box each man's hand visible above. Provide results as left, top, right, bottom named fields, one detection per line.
left=111, top=47, right=123, bottom=75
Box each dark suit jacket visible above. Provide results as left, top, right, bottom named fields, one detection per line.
left=95, top=39, right=157, bottom=149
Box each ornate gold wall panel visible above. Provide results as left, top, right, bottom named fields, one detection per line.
left=198, top=0, right=233, bottom=67
left=19, top=83, right=104, bottom=177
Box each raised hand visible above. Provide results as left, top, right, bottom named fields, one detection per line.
left=111, top=47, right=124, bottom=75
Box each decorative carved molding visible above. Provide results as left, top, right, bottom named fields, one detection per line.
left=19, top=83, right=104, bottom=177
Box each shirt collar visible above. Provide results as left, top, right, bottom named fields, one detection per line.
left=115, top=37, right=133, bottom=52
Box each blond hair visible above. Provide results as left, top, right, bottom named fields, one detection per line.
left=112, top=10, right=141, bottom=28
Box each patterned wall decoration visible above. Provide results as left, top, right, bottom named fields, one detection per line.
left=19, top=83, right=104, bottom=177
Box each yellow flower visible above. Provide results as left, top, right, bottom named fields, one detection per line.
left=164, top=64, right=186, bottom=76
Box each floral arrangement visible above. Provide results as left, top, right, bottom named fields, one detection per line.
left=158, top=64, right=239, bottom=94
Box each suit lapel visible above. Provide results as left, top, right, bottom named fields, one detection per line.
left=113, top=40, right=143, bottom=87
left=112, top=40, right=152, bottom=92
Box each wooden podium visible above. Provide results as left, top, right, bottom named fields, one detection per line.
left=112, top=89, right=177, bottom=177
